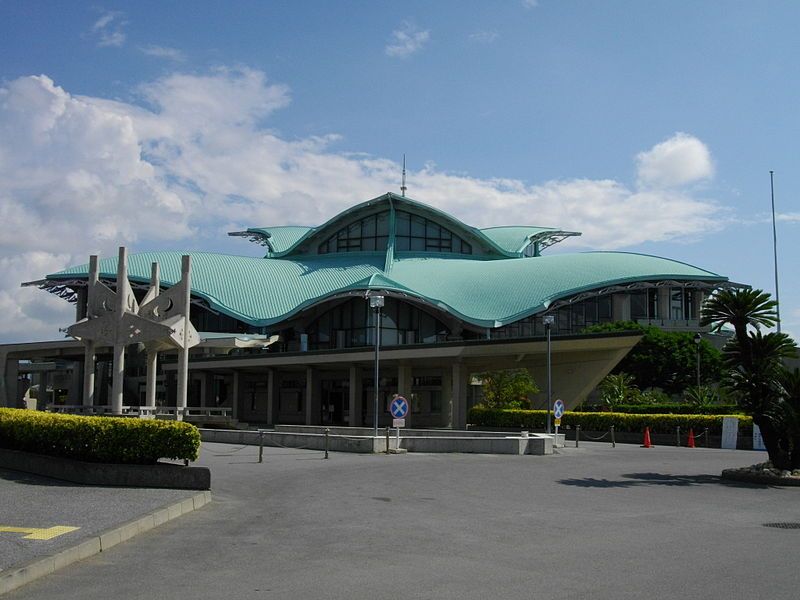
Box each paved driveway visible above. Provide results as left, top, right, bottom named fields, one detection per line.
left=6, top=442, right=799, bottom=600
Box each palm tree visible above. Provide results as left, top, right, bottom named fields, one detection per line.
left=702, top=288, right=800, bottom=469
left=700, top=288, right=778, bottom=347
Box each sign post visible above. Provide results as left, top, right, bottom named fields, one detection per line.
left=389, top=395, right=410, bottom=452
left=553, top=399, right=565, bottom=446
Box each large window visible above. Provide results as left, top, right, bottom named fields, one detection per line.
left=307, top=297, right=450, bottom=349
left=492, top=295, right=613, bottom=339
left=631, top=289, right=659, bottom=320
left=317, top=210, right=472, bottom=255
left=318, top=212, right=390, bottom=254
left=394, top=211, right=472, bottom=254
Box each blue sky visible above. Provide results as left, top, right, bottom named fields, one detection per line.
left=0, top=1, right=798, bottom=342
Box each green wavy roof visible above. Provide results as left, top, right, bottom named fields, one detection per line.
left=47, top=250, right=726, bottom=329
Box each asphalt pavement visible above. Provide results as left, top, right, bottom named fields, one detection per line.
left=4, top=441, right=799, bottom=600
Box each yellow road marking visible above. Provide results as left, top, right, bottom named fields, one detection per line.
left=0, top=526, right=80, bottom=540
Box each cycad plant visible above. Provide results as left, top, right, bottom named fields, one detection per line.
left=701, top=288, right=799, bottom=469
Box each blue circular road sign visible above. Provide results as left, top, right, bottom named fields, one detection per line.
left=389, top=395, right=409, bottom=419
left=553, top=399, right=565, bottom=419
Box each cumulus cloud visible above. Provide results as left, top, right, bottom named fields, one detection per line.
left=0, top=69, right=723, bottom=342
left=139, top=45, right=186, bottom=62
left=91, top=11, right=127, bottom=47
left=522, top=0, right=539, bottom=8
left=386, top=22, right=430, bottom=58
left=636, top=132, right=714, bottom=188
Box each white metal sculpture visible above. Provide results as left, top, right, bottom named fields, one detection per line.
left=67, top=248, right=198, bottom=418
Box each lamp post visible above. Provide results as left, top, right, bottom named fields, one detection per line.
left=369, top=295, right=385, bottom=437
left=543, top=315, right=555, bottom=434
left=693, top=333, right=702, bottom=389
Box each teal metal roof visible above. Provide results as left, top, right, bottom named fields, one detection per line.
left=236, top=226, right=314, bottom=254
left=479, top=226, right=558, bottom=253
left=46, top=250, right=727, bottom=329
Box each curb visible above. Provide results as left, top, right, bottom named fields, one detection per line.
left=721, top=469, right=800, bottom=487
left=0, top=448, right=210, bottom=490
left=0, top=490, right=211, bottom=596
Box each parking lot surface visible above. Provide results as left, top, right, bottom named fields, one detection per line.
left=5, top=442, right=799, bottom=600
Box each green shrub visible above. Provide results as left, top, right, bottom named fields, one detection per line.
left=468, top=406, right=751, bottom=435
left=577, top=403, right=741, bottom=415
left=0, top=408, right=200, bottom=465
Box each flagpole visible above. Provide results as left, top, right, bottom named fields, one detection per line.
left=770, top=170, right=781, bottom=333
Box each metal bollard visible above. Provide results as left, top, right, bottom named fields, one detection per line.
left=704, top=427, right=709, bottom=448
left=575, top=424, right=580, bottom=448
left=385, top=426, right=390, bottom=454
left=324, top=428, right=330, bottom=459
left=676, top=425, right=681, bottom=447
left=610, top=425, right=616, bottom=448
left=258, top=429, right=264, bottom=463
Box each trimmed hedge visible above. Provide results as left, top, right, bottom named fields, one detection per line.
left=0, top=408, right=200, bottom=465
left=468, top=406, right=752, bottom=435
left=578, top=403, right=742, bottom=415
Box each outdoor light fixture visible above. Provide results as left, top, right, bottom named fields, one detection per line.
left=693, top=333, right=702, bottom=389
left=543, top=315, right=555, bottom=434
left=368, top=294, right=385, bottom=436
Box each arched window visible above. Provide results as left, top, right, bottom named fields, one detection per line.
left=394, top=211, right=471, bottom=254
left=318, top=212, right=390, bottom=254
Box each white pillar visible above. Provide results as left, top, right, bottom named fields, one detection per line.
left=110, top=247, right=127, bottom=415
left=145, top=262, right=159, bottom=408
left=176, top=255, right=191, bottom=420
left=83, top=255, right=99, bottom=408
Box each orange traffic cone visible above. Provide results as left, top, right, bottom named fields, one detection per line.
left=641, top=426, right=653, bottom=448
left=687, top=428, right=696, bottom=448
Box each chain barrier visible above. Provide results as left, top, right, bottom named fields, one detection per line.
left=580, top=431, right=610, bottom=441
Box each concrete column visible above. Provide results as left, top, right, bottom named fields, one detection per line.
left=82, top=343, right=96, bottom=407
left=110, top=247, right=128, bottom=415
left=231, top=371, right=240, bottom=419
left=75, top=287, right=87, bottom=321
left=348, top=366, right=363, bottom=427
left=39, top=371, right=49, bottom=410
left=397, top=364, right=413, bottom=428
left=0, top=354, right=18, bottom=408
left=267, top=369, right=278, bottom=425
left=67, top=361, right=82, bottom=405
left=305, top=367, right=321, bottom=425
left=82, top=255, right=99, bottom=408
left=449, top=363, right=468, bottom=430
left=199, top=371, right=214, bottom=408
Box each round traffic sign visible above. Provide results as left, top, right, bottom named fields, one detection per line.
left=553, top=399, right=565, bottom=419
left=389, top=395, right=409, bottom=419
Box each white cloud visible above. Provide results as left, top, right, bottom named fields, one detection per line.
left=0, top=69, right=724, bottom=343
left=139, top=45, right=186, bottom=62
left=91, top=11, right=127, bottom=47
left=777, top=213, right=800, bottom=223
left=469, top=30, right=499, bottom=44
left=522, top=0, right=539, bottom=8
left=386, top=22, right=430, bottom=58
left=636, top=132, right=714, bottom=188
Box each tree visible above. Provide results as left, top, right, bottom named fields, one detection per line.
left=584, top=322, right=723, bottom=394
left=475, top=369, right=540, bottom=409
left=701, top=288, right=799, bottom=469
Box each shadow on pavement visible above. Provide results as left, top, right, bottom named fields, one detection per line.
left=0, top=468, right=72, bottom=487
left=558, top=472, right=770, bottom=489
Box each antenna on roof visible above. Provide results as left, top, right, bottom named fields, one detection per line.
left=400, top=154, right=407, bottom=197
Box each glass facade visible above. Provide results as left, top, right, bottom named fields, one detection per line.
left=307, top=297, right=451, bottom=350
left=492, top=295, right=614, bottom=338
left=317, top=210, right=472, bottom=255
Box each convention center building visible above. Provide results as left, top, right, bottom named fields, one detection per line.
left=1, top=192, right=731, bottom=428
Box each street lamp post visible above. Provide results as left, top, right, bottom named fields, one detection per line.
left=369, top=295, right=385, bottom=437
left=543, top=315, right=555, bottom=434
left=693, top=333, right=702, bottom=389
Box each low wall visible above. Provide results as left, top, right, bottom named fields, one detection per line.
left=200, top=428, right=555, bottom=455
left=0, top=448, right=211, bottom=490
